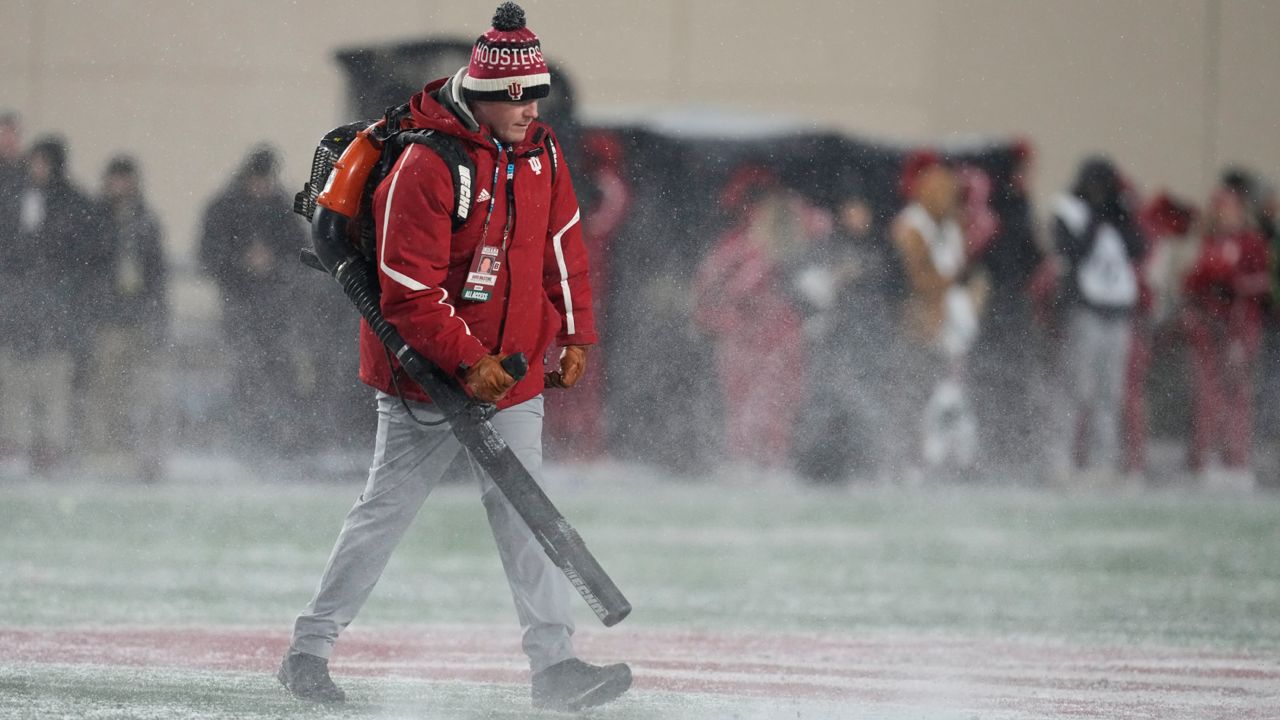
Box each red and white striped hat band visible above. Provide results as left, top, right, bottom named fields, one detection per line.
left=461, top=3, right=551, bottom=102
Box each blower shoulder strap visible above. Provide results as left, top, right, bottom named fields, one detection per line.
left=531, top=126, right=559, bottom=185
left=395, top=129, right=476, bottom=232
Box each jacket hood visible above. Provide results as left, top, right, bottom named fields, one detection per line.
left=408, top=69, right=548, bottom=152
left=409, top=70, right=481, bottom=137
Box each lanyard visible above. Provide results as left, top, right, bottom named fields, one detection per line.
left=461, top=141, right=517, bottom=304
left=476, top=139, right=505, bottom=247
left=501, top=155, right=516, bottom=249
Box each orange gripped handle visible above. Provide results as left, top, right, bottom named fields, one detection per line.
left=316, top=121, right=385, bottom=219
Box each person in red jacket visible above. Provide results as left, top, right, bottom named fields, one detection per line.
left=1183, top=188, right=1271, bottom=488
left=1123, top=193, right=1198, bottom=478
left=544, top=130, right=631, bottom=461
left=279, top=4, right=630, bottom=711
left=692, top=166, right=809, bottom=472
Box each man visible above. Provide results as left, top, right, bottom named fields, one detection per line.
left=1050, top=157, right=1144, bottom=484
left=0, top=113, right=23, bottom=463
left=0, top=113, right=20, bottom=226
left=84, top=156, right=168, bottom=481
left=198, top=146, right=306, bottom=451
left=278, top=3, right=630, bottom=711
left=891, top=153, right=987, bottom=477
left=790, top=189, right=896, bottom=482
left=1183, top=187, right=1271, bottom=489
left=4, top=137, right=101, bottom=473
left=968, top=143, right=1045, bottom=472
left=692, top=166, right=808, bottom=473
left=543, top=130, right=631, bottom=462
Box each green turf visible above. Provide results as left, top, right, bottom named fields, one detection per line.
left=3, top=475, right=1278, bottom=649
left=2, top=472, right=1279, bottom=718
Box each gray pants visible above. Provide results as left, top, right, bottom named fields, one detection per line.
left=1060, top=308, right=1132, bottom=472
left=0, top=350, right=74, bottom=454
left=291, top=393, right=575, bottom=673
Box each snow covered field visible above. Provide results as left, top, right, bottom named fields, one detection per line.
left=2, top=462, right=1278, bottom=718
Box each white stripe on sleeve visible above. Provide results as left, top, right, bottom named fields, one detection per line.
left=379, top=145, right=472, bottom=336
left=551, top=208, right=581, bottom=336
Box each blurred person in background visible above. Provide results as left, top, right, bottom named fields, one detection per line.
left=891, top=152, right=988, bottom=481
left=198, top=146, right=307, bottom=453
left=1050, top=157, right=1145, bottom=486
left=0, top=112, right=20, bottom=224
left=790, top=187, right=896, bottom=483
left=1222, top=168, right=1277, bottom=244
left=968, top=142, right=1046, bottom=476
left=1124, top=192, right=1199, bottom=480
left=0, top=112, right=24, bottom=465
left=692, top=166, right=809, bottom=474
left=3, top=137, right=102, bottom=474
left=1253, top=178, right=1280, bottom=461
left=1259, top=180, right=1277, bottom=248
left=543, top=130, right=630, bottom=462
left=1182, top=186, right=1271, bottom=489
left=83, top=156, right=168, bottom=482
left=1221, top=168, right=1280, bottom=446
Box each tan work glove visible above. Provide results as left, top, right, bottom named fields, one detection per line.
left=464, top=354, right=517, bottom=402
left=544, top=345, right=590, bottom=389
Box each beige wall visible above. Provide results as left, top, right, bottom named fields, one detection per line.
left=3, top=0, right=1277, bottom=266
left=928, top=0, right=1279, bottom=214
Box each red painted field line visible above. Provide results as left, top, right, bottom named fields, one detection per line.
left=3, top=625, right=1277, bottom=717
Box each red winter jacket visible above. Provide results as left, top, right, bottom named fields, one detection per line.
left=358, top=76, right=598, bottom=410
left=1184, top=229, right=1270, bottom=328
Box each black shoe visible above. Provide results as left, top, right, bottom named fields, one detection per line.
left=531, top=658, right=632, bottom=711
left=277, top=650, right=346, bottom=703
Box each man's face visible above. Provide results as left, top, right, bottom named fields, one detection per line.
left=105, top=172, right=137, bottom=201
left=472, top=99, right=539, bottom=144
left=244, top=174, right=272, bottom=199
left=1214, top=193, right=1248, bottom=234
left=28, top=153, right=52, bottom=187
left=916, top=165, right=958, bottom=220
left=0, top=123, right=20, bottom=160
left=840, top=200, right=873, bottom=238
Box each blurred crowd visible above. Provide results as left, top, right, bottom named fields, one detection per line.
left=692, top=148, right=1279, bottom=490
left=0, top=112, right=352, bottom=480
left=0, top=114, right=169, bottom=479
left=1, top=104, right=1277, bottom=490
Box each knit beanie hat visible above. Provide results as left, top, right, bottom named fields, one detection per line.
left=461, top=3, right=550, bottom=102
